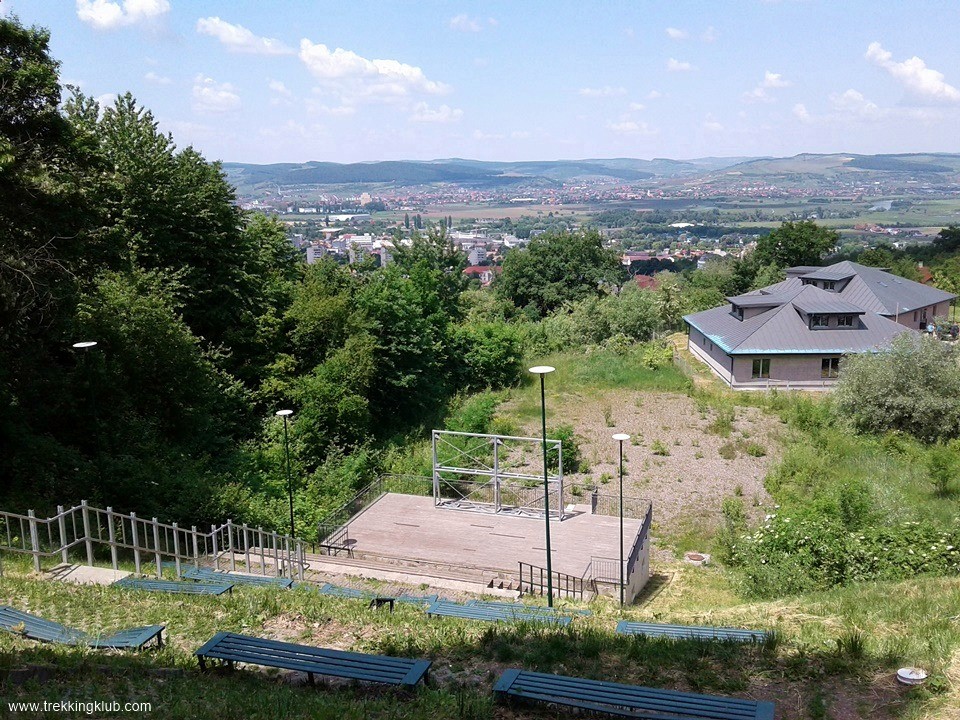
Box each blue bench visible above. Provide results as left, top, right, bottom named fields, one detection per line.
left=195, top=632, right=431, bottom=688
left=315, top=583, right=369, bottom=599
left=426, top=600, right=572, bottom=626
left=113, top=577, right=234, bottom=596
left=183, top=567, right=293, bottom=589
left=616, top=620, right=770, bottom=643
left=467, top=600, right=592, bottom=617
left=0, top=606, right=164, bottom=649
left=495, top=669, right=775, bottom=720
left=397, top=593, right=439, bottom=606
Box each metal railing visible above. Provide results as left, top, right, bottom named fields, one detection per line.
left=0, top=501, right=307, bottom=581
left=517, top=561, right=596, bottom=601
left=589, top=492, right=651, bottom=522
left=587, top=501, right=653, bottom=587
left=625, top=503, right=653, bottom=583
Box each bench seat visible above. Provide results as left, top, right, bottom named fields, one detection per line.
left=616, top=621, right=769, bottom=643
left=495, top=669, right=775, bottom=720
left=467, top=600, right=592, bottom=617
left=426, top=600, right=572, bottom=626
left=0, top=606, right=164, bottom=649
left=195, top=632, right=430, bottom=688
left=183, top=567, right=293, bottom=588
left=113, top=577, right=234, bottom=596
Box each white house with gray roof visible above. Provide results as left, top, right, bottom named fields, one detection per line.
left=683, top=261, right=955, bottom=390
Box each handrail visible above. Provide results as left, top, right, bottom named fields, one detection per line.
left=517, top=561, right=596, bottom=601
left=0, top=500, right=308, bottom=581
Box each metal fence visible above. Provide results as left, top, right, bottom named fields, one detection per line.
left=0, top=501, right=306, bottom=580
left=589, top=492, right=651, bottom=522
left=587, top=501, right=653, bottom=587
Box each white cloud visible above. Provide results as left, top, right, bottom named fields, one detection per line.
left=623, top=27, right=635, bottom=38
left=665, top=27, right=688, bottom=40
left=76, top=0, right=169, bottom=30
left=646, top=90, right=663, bottom=100
left=578, top=86, right=627, bottom=98
left=608, top=120, right=656, bottom=135
left=192, top=75, right=241, bottom=114
left=449, top=14, right=483, bottom=32
left=701, top=26, right=719, bottom=43
left=629, top=102, right=646, bottom=111
left=299, top=40, right=449, bottom=104
left=473, top=130, right=505, bottom=140
left=792, top=103, right=811, bottom=123
left=667, top=58, right=694, bottom=72
left=743, top=70, right=790, bottom=103
left=830, top=88, right=884, bottom=120
left=95, top=93, right=118, bottom=110
left=510, top=130, right=531, bottom=139
left=306, top=102, right=355, bottom=116
left=144, top=71, right=172, bottom=85
left=702, top=114, right=723, bottom=132
left=865, top=42, right=960, bottom=103
left=410, top=102, right=463, bottom=123
left=269, top=80, right=292, bottom=96
left=196, top=17, right=294, bottom=55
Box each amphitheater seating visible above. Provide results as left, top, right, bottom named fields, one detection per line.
left=0, top=606, right=164, bottom=649
left=113, top=577, right=234, bottom=596
left=183, top=567, right=293, bottom=588
left=494, top=668, right=775, bottom=719
left=195, top=632, right=431, bottom=688
left=426, top=600, right=572, bottom=626
left=616, top=620, right=769, bottom=643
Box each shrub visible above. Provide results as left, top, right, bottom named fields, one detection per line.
left=927, top=443, right=956, bottom=497
left=548, top=424, right=583, bottom=473
left=718, top=443, right=737, bottom=460
left=707, top=406, right=736, bottom=437
left=650, top=440, right=670, bottom=456
left=744, top=442, right=766, bottom=457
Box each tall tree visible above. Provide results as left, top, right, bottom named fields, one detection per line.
left=497, top=229, right=623, bottom=317
left=753, top=220, right=839, bottom=269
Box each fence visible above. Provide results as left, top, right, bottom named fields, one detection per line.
left=0, top=501, right=307, bottom=581
left=589, top=492, right=651, bottom=522
left=586, top=501, right=653, bottom=587
left=517, top=561, right=596, bottom=601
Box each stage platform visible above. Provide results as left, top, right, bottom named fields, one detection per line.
left=344, top=493, right=642, bottom=579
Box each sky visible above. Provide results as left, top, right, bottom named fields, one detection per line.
left=4, top=0, right=960, bottom=164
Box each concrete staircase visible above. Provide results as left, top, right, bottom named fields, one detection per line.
left=301, top=550, right=521, bottom=598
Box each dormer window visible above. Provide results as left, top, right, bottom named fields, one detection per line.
left=810, top=314, right=829, bottom=329
left=735, top=306, right=744, bottom=320
left=837, top=315, right=853, bottom=327
left=824, top=281, right=835, bottom=291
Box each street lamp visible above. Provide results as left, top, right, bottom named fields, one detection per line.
left=529, top=365, right=555, bottom=607
left=612, top=433, right=630, bottom=607
left=276, top=409, right=295, bottom=537
left=72, top=341, right=101, bottom=481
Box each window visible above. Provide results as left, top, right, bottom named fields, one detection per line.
left=825, top=281, right=835, bottom=290
left=810, top=314, right=829, bottom=329
left=752, top=358, right=770, bottom=379
left=914, top=311, right=918, bottom=322
left=837, top=315, right=853, bottom=327
left=821, top=357, right=840, bottom=378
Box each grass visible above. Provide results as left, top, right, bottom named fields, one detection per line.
left=2, top=558, right=959, bottom=718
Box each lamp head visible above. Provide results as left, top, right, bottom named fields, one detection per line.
left=72, top=341, right=98, bottom=349
left=275, top=409, right=294, bottom=417
left=612, top=433, right=630, bottom=441
left=528, top=365, right=556, bottom=375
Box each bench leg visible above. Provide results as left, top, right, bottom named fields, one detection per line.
left=156, top=631, right=164, bottom=649
left=198, top=657, right=207, bottom=673
left=307, top=672, right=314, bottom=686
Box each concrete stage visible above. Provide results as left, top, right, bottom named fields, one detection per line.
left=345, top=493, right=642, bottom=579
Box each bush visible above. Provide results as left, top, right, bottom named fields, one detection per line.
left=927, top=443, right=956, bottom=497
left=650, top=440, right=670, bottom=456
left=548, top=424, right=583, bottom=473
left=718, top=443, right=737, bottom=460
left=456, top=321, right=524, bottom=390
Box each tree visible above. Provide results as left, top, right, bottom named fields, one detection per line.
left=935, top=225, right=960, bottom=253
left=835, top=333, right=960, bottom=443
left=496, top=229, right=623, bottom=317
left=403, top=212, right=410, bottom=229
left=753, top=220, right=839, bottom=269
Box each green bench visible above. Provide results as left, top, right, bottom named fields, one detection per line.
left=113, top=577, right=234, bottom=596
left=183, top=567, right=293, bottom=588
left=467, top=599, right=592, bottom=617
left=616, top=620, right=769, bottom=643
left=426, top=600, right=572, bottom=626
left=495, top=669, right=775, bottom=719
left=0, top=606, right=164, bottom=649
left=195, top=632, right=431, bottom=688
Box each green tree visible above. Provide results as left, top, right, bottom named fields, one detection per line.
left=835, top=333, right=960, bottom=442
left=753, top=220, right=839, bottom=269
left=935, top=225, right=960, bottom=253
left=496, top=229, right=623, bottom=317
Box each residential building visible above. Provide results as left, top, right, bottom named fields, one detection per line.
left=683, top=261, right=955, bottom=390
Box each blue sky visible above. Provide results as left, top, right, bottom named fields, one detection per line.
left=4, top=0, right=960, bottom=164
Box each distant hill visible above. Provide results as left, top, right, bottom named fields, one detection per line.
left=718, top=152, right=960, bottom=178
left=222, top=153, right=960, bottom=195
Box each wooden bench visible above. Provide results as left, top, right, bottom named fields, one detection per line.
left=113, top=577, right=234, bottom=596
left=183, top=567, right=293, bottom=589
left=468, top=600, right=592, bottom=617
left=616, top=620, right=769, bottom=643
left=426, top=600, right=572, bottom=626
left=194, top=632, right=430, bottom=688
left=495, top=669, right=775, bottom=720
left=0, top=606, right=164, bottom=649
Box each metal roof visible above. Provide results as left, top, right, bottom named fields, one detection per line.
left=684, top=284, right=911, bottom=355
left=791, top=297, right=865, bottom=315
left=726, top=293, right=791, bottom=307
left=801, top=261, right=955, bottom=314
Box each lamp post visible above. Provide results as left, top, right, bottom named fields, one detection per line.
left=72, top=341, right=101, bottom=481
left=529, top=365, right=555, bottom=607
left=276, top=409, right=295, bottom=537
left=612, top=433, right=630, bottom=607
